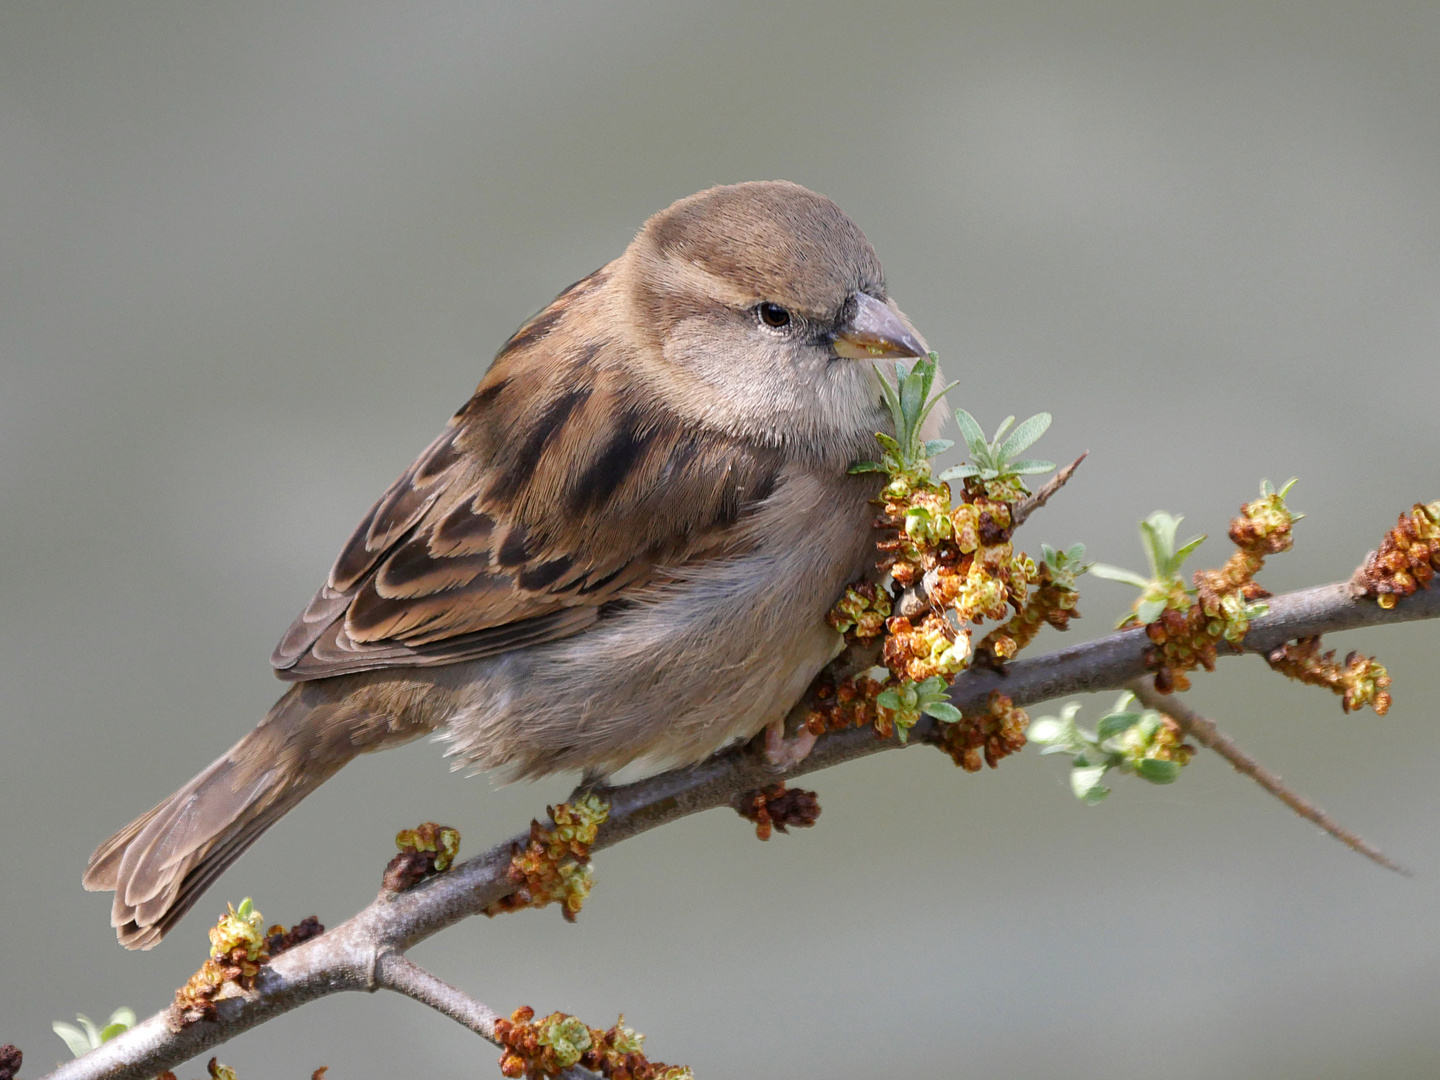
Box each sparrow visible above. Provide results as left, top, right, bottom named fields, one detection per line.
left=84, top=180, right=932, bottom=948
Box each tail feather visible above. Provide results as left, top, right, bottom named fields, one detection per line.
left=83, top=685, right=366, bottom=950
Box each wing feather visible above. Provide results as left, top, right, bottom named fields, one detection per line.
left=272, top=266, right=784, bottom=681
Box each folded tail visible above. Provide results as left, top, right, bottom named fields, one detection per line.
left=83, top=685, right=364, bottom=949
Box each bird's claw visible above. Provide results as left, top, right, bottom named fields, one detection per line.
left=764, top=719, right=818, bottom=770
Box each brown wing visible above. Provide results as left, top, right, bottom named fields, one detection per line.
left=271, top=266, right=783, bottom=681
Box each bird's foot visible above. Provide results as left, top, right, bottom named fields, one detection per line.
left=764, top=719, right=818, bottom=770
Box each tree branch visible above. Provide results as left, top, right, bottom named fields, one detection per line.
left=375, top=953, right=502, bottom=1040
left=1128, top=677, right=1407, bottom=873
left=39, top=580, right=1440, bottom=1080
left=374, top=955, right=601, bottom=1080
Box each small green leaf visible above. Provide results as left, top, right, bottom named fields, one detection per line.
left=876, top=689, right=902, bottom=710
left=1143, top=512, right=1182, bottom=559
left=1170, top=534, right=1208, bottom=571
left=998, top=412, right=1051, bottom=460
left=1088, top=563, right=1151, bottom=588
left=953, top=408, right=988, bottom=456
left=1135, top=597, right=1167, bottom=625
left=99, top=1023, right=129, bottom=1043
left=77, top=1015, right=101, bottom=1047
left=937, top=463, right=979, bottom=481
left=1006, top=459, right=1057, bottom=475
left=991, top=415, right=1016, bottom=445
left=922, top=701, right=963, bottom=723
left=106, top=1007, right=137, bottom=1029
left=1135, top=758, right=1183, bottom=784
left=899, top=367, right=926, bottom=426
left=848, top=460, right=886, bottom=474
left=1070, top=765, right=1111, bottom=803
left=1065, top=543, right=1087, bottom=563
left=1026, top=718, right=1066, bottom=744
left=923, top=438, right=955, bottom=457
left=53, top=1021, right=94, bottom=1058
left=1096, top=712, right=1143, bottom=741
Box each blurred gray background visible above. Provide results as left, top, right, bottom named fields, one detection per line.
left=3, top=1, right=1440, bottom=1076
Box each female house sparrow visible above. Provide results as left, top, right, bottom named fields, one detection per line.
left=84, top=181, right=931, bottom=948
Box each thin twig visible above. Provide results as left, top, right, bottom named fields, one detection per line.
left=1129, top=677, right=1408, bottom=874
left=375, top=953, right=502, bottom=1040
left=1012, top=451, right=1088, bottom=528
left=39, top=579, right=1440, bottom=1080
left=375, top=954, right=601, bottom=1080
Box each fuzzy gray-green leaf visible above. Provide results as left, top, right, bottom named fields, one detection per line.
left=1088, top=563, right=1151, bottom=588
left=937, top=463, right=979, bottom=481
left=1007, top=459, right=1057, bottom=475
left=998, top=412, right=1051, bottom=460
left=953, top=408, right=989, bottom=457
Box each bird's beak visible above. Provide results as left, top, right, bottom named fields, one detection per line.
left=831, top=292, right=930, bottom=361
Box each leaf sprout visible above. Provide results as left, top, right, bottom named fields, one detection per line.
left=1090, top=511, right=1207, bottom=625
left=938, top=409, right=1055, bottom=498
left=53, top=1006, right=136, bottom=1059
left=1028, top=691, right=1191, bottom=803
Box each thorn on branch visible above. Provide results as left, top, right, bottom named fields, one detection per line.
left=1011, top=451, right=1087, bottom=529
left=1129, top=678, right=1407, bottom=873
left=736, top=783, right=821, bottom=840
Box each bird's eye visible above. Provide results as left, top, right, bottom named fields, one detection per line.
left=757, top=302, right=791, bottom=329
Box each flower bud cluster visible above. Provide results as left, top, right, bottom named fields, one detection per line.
left=737, top=783, right=821, bottom=841
left=496, top=1007, right=693, bottom=1080
left=823, top=375, right=1070, bottom=762
left=264, top=914, right=323, bottom=956
left=172, top=899, right=269, bottom=1027
left=976, top=545, right=1084, bottom=664
left=840, top=474, right=1044, bottom=748
left=938, top=691, right=1031, bottom=772
left=487, top=794, right=609, bottom=922
left=1266, top=637, right=1392, bottom=715
left=1353, top=502, right=1440, bottom=608
left=382, top=822, right=461, bottom=892
left=825, top=581, right=891, bottom=639
left=1141, top=483, right=1298, bottom=692
left=802, top=671, right=885, bottom=737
